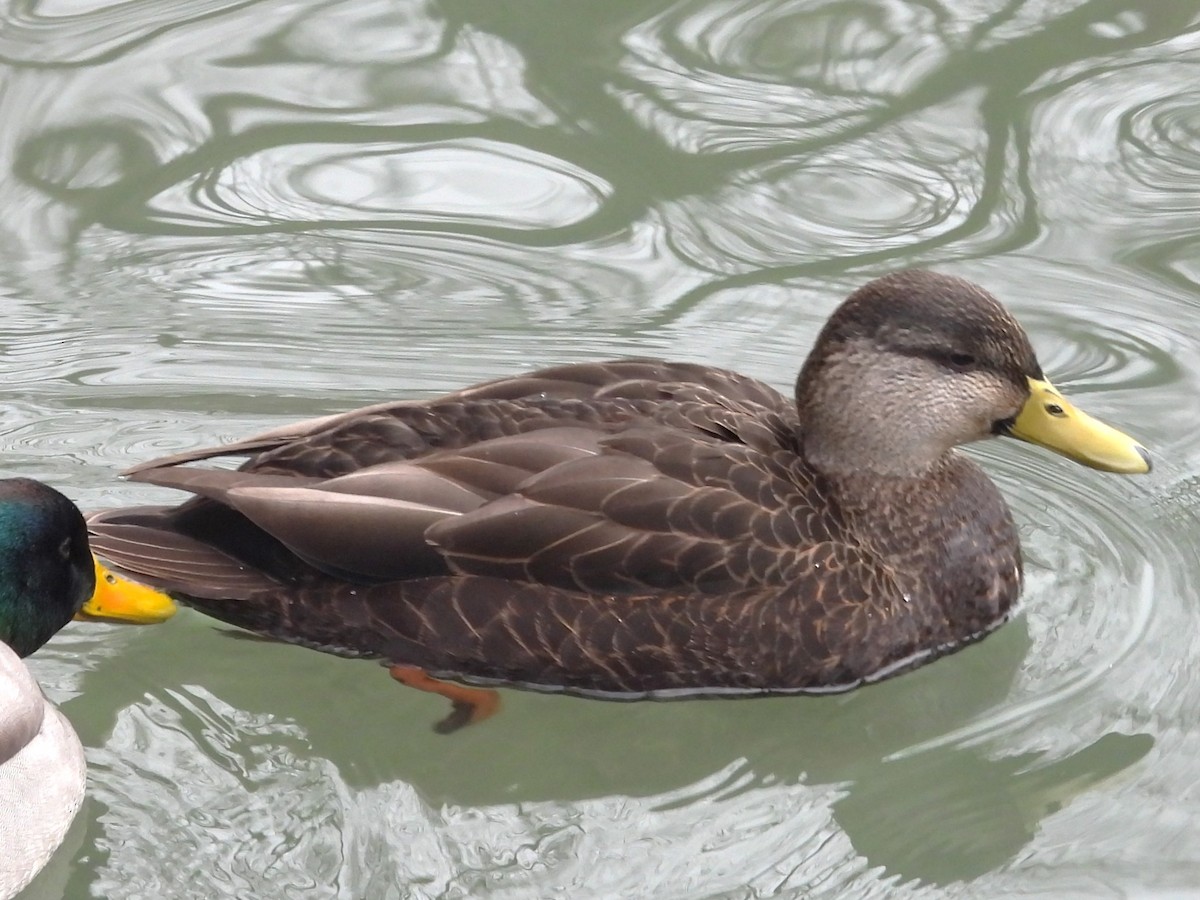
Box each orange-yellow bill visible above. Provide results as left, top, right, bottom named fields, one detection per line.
left=76, top=557, right=177, bottom=624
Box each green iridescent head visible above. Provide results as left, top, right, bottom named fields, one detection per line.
left=0, top=478, right=95, bottom=657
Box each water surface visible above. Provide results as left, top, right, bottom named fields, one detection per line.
left=6, top=1, right=1200, bottom=897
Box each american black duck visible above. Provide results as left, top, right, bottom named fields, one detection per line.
left=87, top=270, right=1149, bottom=730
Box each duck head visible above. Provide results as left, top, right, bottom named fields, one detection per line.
left=795, top=269, right=1150, bottom=478
left=0, top=479, right=95, bottom=658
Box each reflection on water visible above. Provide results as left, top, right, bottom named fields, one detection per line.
left=6, top=0, right=1200, bottom=897
left=137, top=139, right=610, bottom=231
left=29, top=614, right=1158, bottom=896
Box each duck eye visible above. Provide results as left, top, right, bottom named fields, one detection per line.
left=947, top=352, right=976, bottom=369
left=57, top=537, right=72, bottom=560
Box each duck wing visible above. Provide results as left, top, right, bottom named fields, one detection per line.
left=108, top=418, right=830, bottom=593
left=424, top=424, right=836, bottom=594
left=91, top=361, right=830, bottom=598
left=121, top=359, right=792, bottom=475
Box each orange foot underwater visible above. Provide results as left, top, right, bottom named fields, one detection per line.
left=388, top=665, right=501, bottom=734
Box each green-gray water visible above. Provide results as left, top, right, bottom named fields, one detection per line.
left=7, top=1, right=1200, bottom=896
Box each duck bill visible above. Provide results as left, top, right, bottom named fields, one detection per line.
left=75, top=558, right=178, bottom=624
left=1005, top=378, right=1150, bottom=474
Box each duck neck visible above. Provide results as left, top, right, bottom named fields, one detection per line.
left=800, top=418, right=946, bottom=478
left=0, top=584, right=64, bottom=658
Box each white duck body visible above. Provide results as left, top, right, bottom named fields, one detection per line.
left=0, top=641, right=85, bottom=899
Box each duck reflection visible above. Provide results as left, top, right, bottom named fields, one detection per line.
left=832, top=730, right=1152, bottom=885
left=63, top=610, right=1152, bottom=888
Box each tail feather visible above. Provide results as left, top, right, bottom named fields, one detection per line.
left=87, top=509, right=278, bottom=599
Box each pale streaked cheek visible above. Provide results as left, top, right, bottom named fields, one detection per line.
left=934, top=371, right=1016, bottom=441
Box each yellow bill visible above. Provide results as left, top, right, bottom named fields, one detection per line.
left=1007, top=378, right=1150, bottom=474
left=76, top=558, right=178, bottom=624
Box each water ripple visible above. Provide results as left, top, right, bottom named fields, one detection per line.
left=267, top=0, right=447, bottom=67
left=3, top=3, right=560, bottom=259
left=145, top=139, right=609, bottom=232
left=660, top=95, right=991, bottom=273
left=615, top=0, right=947, bottom=154
left=1121, top=81, right=1200, bottom=199
left=0, top=0, right=259, bottom=66
left=1022, top=38, right=1200, bottom=279
left=87, top=689, right=908, bottom=899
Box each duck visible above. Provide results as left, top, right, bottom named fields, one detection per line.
left=0, top=478, right=175, bottom=897
left=86, top=270, right=1150, bottom=732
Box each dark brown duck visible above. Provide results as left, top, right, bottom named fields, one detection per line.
left=88, top=270, right=1149, bottom=727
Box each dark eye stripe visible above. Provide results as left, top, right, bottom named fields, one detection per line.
left=885, top=342, right=1035, bottom=382
left=897, top=346, right=980, bottom=373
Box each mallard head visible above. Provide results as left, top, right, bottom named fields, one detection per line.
left=795, top=269, right=1150, bottom=478
left=0, top=478, right=95, bottom=658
